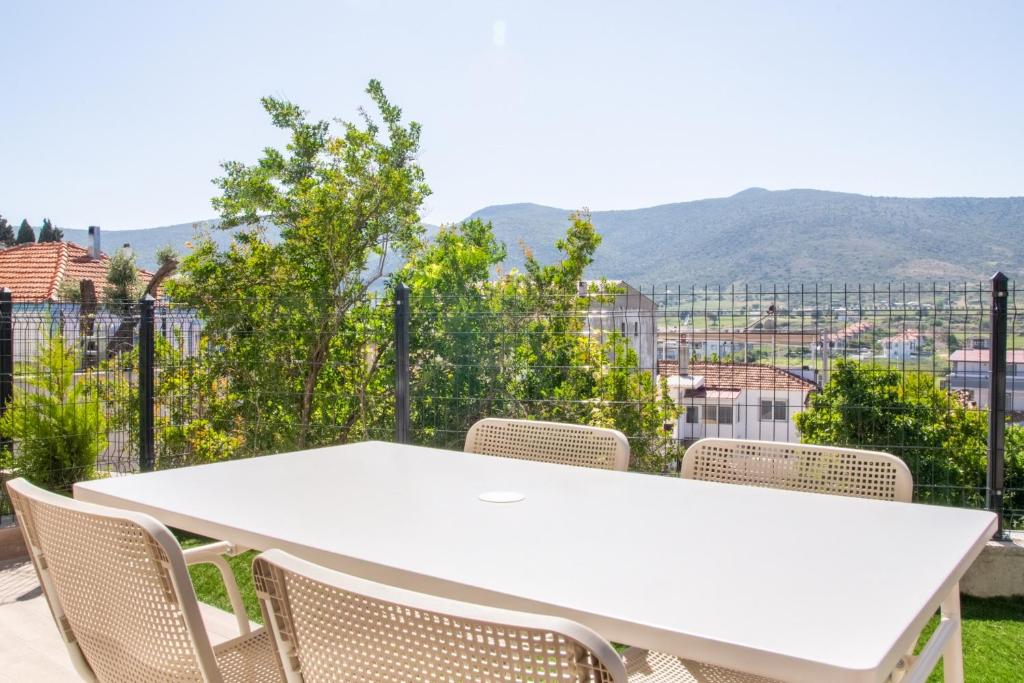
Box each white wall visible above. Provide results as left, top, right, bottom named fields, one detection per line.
left=676, top=388, right=809, bottom=444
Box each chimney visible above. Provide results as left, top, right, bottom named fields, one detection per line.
left=87, top=225, right=101, bottom=261
left=679, top=335, right=690, bottom=376
left=122, top=243, right=132, bottom=258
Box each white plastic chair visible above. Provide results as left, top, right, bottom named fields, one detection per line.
left=253, top=548, right=780, bottom=683
left=681, top=438, right=914, bottom=502
left=5, top=477, right=282, bottom=683
left=465, top=417, right=631, bottom=471
left=674, top=438, right=917, bottom=681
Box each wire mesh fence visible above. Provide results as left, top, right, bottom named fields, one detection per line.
left=403, top=280, right=1023, bottom=529
left=1, top=279, right=1021, bottom=531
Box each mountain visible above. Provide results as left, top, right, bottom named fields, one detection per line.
left=61, top=220, right=235, bottom=271
left=58, top=189, right=1024, bottom=284
left=468, top=189, right=1024, bottom=284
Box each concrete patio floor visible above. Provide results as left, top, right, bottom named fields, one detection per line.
left=0, top=558, right=255, bottom=682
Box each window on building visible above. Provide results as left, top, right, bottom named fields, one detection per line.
left=685, top=407, right=699, bottom=424
left=705, top=405, right=734, bottom=424
left=760, top=399, right=788, bottom=421
left=633, top=321, right=639, bottom=337
left=658, top=340, right=679, bottom=362
left=620, top=321, right=626, bottom=334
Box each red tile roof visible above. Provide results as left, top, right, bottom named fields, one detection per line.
left=690, top=362, right=818, bottom=391
left=879, top=329, right=921, bottom=344
left=825, top=320, right=873, bottom=342
left=0, top=242, right=154, bottom=303
left=950, top=349, right=1024, bottom=364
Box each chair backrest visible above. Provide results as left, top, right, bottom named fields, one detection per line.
left=253, top=549, right=626, bottom=683
left=464, top=418, right=631, bottom=471
left=680, top=438, right=913, bottom=502
left=5, top=477, right=224, bottom=683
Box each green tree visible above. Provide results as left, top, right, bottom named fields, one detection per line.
left=395, top=219, right=508, bottom=445
left=155, top=244, right=179, bottom=268
left=795, top=359, right=986, bottom=503
left=398, top=212, right=679, bottom=471
left=167, top=84, right=673, bottom=469
left=1004, top=426, right=1024, bottom=526
left=0, top=215, right=14, bottom=247
left=103, top=246, right=141, bottom=314
left=37, top=218, right=63, bottom=242
left=0, top=333, right=105, bottom=491
left=170, top=80, right=429, bottom=449
left=16, top=219, right=35, bottom=244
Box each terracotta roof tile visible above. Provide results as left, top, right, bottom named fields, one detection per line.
left=0, top=242, right=153, bottom=303
left=689, top=361, right=818, bottom=391
left=950, top=349, right=1024, bottom=364
left=880, top=329, right=921, bottom=344
left=826, top=320, right=873, bottom=342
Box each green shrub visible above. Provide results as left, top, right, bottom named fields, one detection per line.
left=0, top=332, right=106, bottom=491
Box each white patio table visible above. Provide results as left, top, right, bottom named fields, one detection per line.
left=74, top=441, right=996, bottom=683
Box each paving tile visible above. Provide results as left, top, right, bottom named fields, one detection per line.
left=0, top=559, right=252, bottom=679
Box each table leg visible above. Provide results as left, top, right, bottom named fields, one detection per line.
left=941, top=583, right=964, bottom=683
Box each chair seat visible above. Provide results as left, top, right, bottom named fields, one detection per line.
left=213, top=628, right=282, bottom=683
left=623, top=648, right=782, bottom=683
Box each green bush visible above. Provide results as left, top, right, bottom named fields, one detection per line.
left=0, top=332, right=106, bottom=491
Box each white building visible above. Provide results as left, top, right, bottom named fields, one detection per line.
left=688, top=336, right=744, bottom=360
left=666, top=362, right=818, bottom=444
left=580, top=280, right=657, bottom=374
left=825, top=320, right=873, bottom=355
left=947, top=349, right=1024, bottom=412
left=879, top=330, right=921, bottom=360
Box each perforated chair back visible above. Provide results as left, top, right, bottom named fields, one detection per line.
left=464, top=418, right=631, bottom=471
left=680, top=438, right=913, bottom=502
left=6, top=477, right=225, bottom=683
left=253, top=549, right=627, bottom=683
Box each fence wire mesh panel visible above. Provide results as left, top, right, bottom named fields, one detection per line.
left=406, top=281, right=1021, bottom=530
left=0, top=302, right=138, bottom=508
left=1005, top=281, right=1022, bottom=527
left=0, top=281, right=1020, bottom=531
left=0, top=294, right=395, bottom=521
left=148, top=296, right=395, bottom=470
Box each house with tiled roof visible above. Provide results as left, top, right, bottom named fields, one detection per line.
left=878, top=329, right=921, bottom=360
left=947, top=348, right=1024, bottom=413
left=665, top=361, right=818, bottom=444
left=0, top=236, right=153, bottom=303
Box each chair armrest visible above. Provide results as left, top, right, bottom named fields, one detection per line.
left=182, top=540, right=237, bottom=563
left=182, top=541, right=251, bottom=636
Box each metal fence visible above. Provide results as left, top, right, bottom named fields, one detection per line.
left=1, top=277, right=1021, bottom=534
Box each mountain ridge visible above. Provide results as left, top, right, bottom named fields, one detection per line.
left=53, top=188, right=1024, bottom=284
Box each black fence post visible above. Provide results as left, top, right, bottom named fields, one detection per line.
left=0, top=288, right=13, bottom=458
left=139, top=294, right=156, bottom=472
left=394, top=283, right=411, bottom=444
left=987, top=272, right=1008, bottom=539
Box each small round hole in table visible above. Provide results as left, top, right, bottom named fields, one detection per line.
left=478, top=491, right=526, bottom=503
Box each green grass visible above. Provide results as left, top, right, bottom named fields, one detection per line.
left=179, top=535, right=262, bottom=624
left=179, top=533, right=1024, bottom=681
left=917, top=596, right=1024, bottom=682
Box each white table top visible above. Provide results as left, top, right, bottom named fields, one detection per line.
left=74, top=441, right=996, bottom=683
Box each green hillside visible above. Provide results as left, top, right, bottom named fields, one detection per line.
left=470, top=188, right=1024, bottom=285
left=59, top=188, right=1023, bottom=283
left=61, top=220, right=232, bottom=270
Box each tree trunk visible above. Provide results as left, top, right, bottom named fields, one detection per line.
left=105, top=259, right=178, bottom=359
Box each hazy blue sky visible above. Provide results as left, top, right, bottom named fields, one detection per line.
left=1, top=1, right=1021, bottom=230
